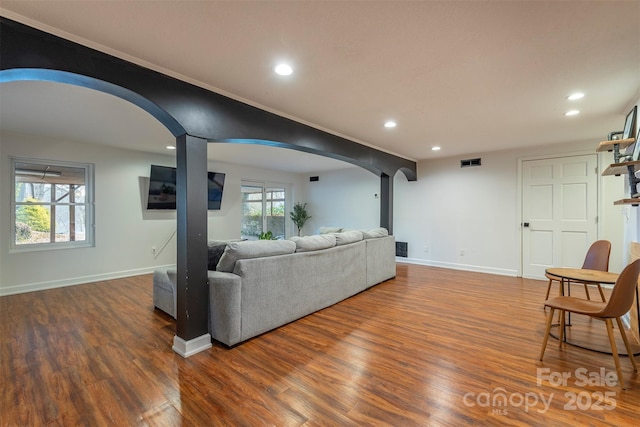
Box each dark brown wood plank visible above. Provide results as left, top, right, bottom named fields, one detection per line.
left=2, top=264, right=640, bottom=426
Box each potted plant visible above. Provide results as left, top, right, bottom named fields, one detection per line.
left=258, top=231, right=276, bottom=240
left=290, top=202, right=311, bottom=236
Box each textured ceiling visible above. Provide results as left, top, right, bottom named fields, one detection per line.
left=1, top=1, right=639, bottom=172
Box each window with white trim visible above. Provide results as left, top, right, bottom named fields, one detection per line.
left=241, top=181, right=287, bottom=240
left=11, top=158, right=94, bottom=250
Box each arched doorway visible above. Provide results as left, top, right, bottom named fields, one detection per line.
left=1, top=17, right=416, bottom=356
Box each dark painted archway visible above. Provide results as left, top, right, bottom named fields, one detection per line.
left=1, top=17, right=417, bottom=355
left=0, top=18, right=416, bottom=179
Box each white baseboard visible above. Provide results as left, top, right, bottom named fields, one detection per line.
left=396, top=257, right=518, bottom=277
left=0, top=264, right=176, bottom=296
left=2, top=259, right=518, bottom=296
left=172, top=334, right=212, bottom=358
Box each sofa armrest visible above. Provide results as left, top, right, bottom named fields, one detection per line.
left=208, top=271, right=242, bottom=346
left=365, top=235, right=396, bottom=286
left=153, top=268, right=177, bottom=318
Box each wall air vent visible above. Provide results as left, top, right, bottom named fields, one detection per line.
left=460, top=158, right=481, bottom=168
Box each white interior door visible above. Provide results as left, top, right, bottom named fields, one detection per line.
left=521, top=154, right=598, bottom=278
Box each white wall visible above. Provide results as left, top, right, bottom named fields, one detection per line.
left=394, top=150, right=519, bottom=276
left=302, top=139, right=626, bottom=278
left=397, top=141, right=626, bottom=276
left=0, top=130, right=306, bottom=295
left=302, top=167, right=380, bottom=235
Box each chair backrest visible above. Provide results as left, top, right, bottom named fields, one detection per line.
left=581, top=240, right=611, bottom=271
left=599, top=258, right=640, bottom=318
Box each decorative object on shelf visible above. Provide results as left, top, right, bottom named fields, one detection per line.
left=609, top=131, right=624, bottom=141
left=632, top=127, right=640, bottom=161
left=629, top=128, right=640, bottom=199
left=290, top=202, right=312, bottom=236
left=624, top=156, right=640, bottom=198
left=623, top=106, right=637, bottom=140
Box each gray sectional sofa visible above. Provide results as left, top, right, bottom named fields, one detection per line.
left=153, top=229, right=395, bottom=346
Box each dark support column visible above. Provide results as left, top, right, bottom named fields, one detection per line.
left=380, top=173, right=393, bottom=234
left=174, top=134, right=210, bottom=356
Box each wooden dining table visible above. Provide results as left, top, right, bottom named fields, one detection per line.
left=545, top=267, right=619, bottom=297
left=544, top=267, right=640, bottom=355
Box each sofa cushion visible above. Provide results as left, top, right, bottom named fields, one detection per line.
left=290, top=234, right=336, bottom=252
left=318, top=226, right=343, bottom=234
left=361, top=227, right=389, bottom=239
left=208, top=238, right=244, bottom=246
left=333, top=230, right=363, bottom=246
left=216, top=240, right=297, bottom=272
left=208, top=244, right=227, bottom=270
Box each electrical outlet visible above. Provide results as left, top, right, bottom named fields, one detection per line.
left=460, top=249, right=465, bottom=256
left=424, top=246, right=429, bottom=253
left=152, top=246, right=156, bottom=255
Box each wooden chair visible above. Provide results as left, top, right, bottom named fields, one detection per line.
left=539, top=259, right=640, bottom=388
left=545, top=240, right=611, bottom=301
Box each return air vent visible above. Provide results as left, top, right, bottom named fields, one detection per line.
left=396, top=241, right=408, bottom=257
left=460, top=158, right=481, bottom=168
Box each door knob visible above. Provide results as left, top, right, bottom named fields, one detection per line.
left=523, top=222, right=530, bottom=227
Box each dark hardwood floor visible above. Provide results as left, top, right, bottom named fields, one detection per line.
left=2, top=263, right=640, bottom=426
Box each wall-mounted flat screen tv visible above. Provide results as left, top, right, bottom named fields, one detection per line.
left=147, top=165, right=225, bottom=210
left=206, top=171, right=225, bottom=210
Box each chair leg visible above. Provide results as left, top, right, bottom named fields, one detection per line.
left=545, top=279, right=553, bottom=300
left=597, top=284, right=606, bottom=302
left=540, top=308, right=555, bottom=361
left=559, top=309, right=565, bottom=346
left=605, top=318, right=625, bottom=389
left=615, top=317, right=638, bottom=372
left=583, top=283, right=591, bottom=301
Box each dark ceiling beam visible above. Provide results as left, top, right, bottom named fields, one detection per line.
left=0, top=17, right=417, bottom=181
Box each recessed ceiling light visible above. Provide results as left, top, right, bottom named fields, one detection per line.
left=384, top=121, right=397, bottom=128
left=432, top=146, right=441, bottom=151
left=565, top=110, right=580, bottom=116
left=567, top=92, right=585, bottom=100
left=166, top=145, right=176, bottom=150
left=274, top=63, right=293, bottom=76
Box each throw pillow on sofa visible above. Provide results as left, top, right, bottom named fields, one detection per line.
left=216, top=240, right=297, bottom=272
left=333, top=230, right=364, bottom=245
left=319, top=226, right=343, bottom=234
left=207, top=244, right=227, bottom=270
left=361, top=227, right=389, bottom=239
left=290, top=234, right=336, bottom=252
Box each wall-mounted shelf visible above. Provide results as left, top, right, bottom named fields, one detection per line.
left=596, top=137, right=636, bottom=164
left=598, top=134, right=639, bottom=205
left=602, top=160, right=640, bottom=176
left=596, top=137, right=635, bottom=152
left=614, top=198, right=640, bottom=206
